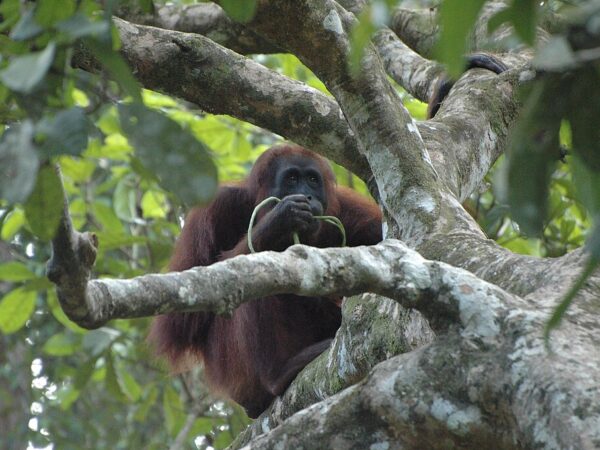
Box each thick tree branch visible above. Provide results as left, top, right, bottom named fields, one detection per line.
left=390, top=7, right=439, bottom=57
left=116, top=2, right=281, bottom=55
left=49, top=223, right=514, bottom=334
left=73, top=18, right=371, bottom=181
left=236, top=294, right=435, bottom=439
left=234, top=310, right=600, bottom=450
left=373, top=28, right=443, bottom=103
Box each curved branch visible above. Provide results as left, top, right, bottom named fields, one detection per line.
left=72, top=18, right=371, bottom=181
left=373, top=28, right=444, bottom=103
left=116, top=2, right=281, bottom=54
left=389, top=7, right=439, bottom=57
left=48, top=230, right=514, bottom=333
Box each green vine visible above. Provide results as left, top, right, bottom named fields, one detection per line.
left=247, top=196, right=346, bottom=253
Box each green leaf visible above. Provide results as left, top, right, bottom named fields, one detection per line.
left=141, top=190, right=169, bottom=219
left=10, top=8, right=44, bottom=41
left=73, top=357, right=97, bottom=389
left=0, top=41, right=56, bottom=93
left=219, top=0, right=257, bottom=23
left=134, top=386, right=158, bottom=422
left=190, top=417, right=214, bottom=437
left=105, top=352, right=128, bottom=402
left=1, top=209, right=25, bottom=240
left=434, top=0, right=487, bottom=78
left=545, top=256, right=600, bottom=341
left=83, top=328, right=119, bottom=356
left=510, top=0, right=537, bottom=45
left=95, top=231, right=146, bottom=251
left=506, top=77, right=564, bottom=235
left=55, top=385, right=81, bottom=410
left=119, top=104, right=218, bottom=206
left=214, top=430, right=234, bottom=449
left=0, top=262, right=36, bottom=282
left=36, top=107, right=91, bottom=157
left=59, top=156, right=96, bottom=183
left=56, top=13, right=110, bottom=40
left=24, top=164, right=63, bottom=241
left=349, top=9, right=377, bottom=77
left=35, top=0, right=76, bottom=27
left=83, top=38, right=142, bottom=103
left=43, top=332, right=80, bottom=356
left=571, top=155, right=600, bottom=217
left=0, top=122, right=40, bottom=203
left=489, top=0, right=538, bottom=45
left=534, top=37, right=577, bottom=71
left=0, top=287, right=37, bottom=334
left=0, top=0, right=20, bottom=33
left=112, top=175, right=138, bottom=222
left=163, top=384, right=185, bottom=436
left=586, top=219, right=600, bottom=261
left=566, top=67, right=600, bottom=172
left=117, top=365, right=142, bottom=401
left=46, top=289, right=87, bottom=333
left=92, top=201, right=125, bottom=234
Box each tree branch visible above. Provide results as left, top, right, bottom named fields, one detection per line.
left=116, top=2, right=281, bottom=55
left=72, top=18, right=371, bottom=181
left=233, top=286, right=600, bottom=449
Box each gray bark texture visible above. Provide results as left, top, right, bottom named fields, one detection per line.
left=52, top=1, right=600, bottom=449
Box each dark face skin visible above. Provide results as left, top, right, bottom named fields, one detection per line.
left=250, top=155, right=329, bottom=251
left=269, top=155, right=327, bottom=216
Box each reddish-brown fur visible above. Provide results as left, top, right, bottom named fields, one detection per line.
left=149, top=144, right=382, bottom=417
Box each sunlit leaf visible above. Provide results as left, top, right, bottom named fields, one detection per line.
left=0, top=287, right=37, bottom=334
left=24, top=164, right=63, bottom=241
left=58, top=156, right=96, bottom=183
left=112, top=175, right=137, bottom=222
left=35, top=0, right=76, bottom=27
left=219, top=0, right=257, bottom=23
left=92, top=201, right=125, bottom=234
left=1, top=209, right=25, bottom=241
left=43, top=332, right=80, bottom=356
left=0, top=262, right=36, bottom=282
left=141, top=190, right=169, bottom=219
